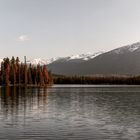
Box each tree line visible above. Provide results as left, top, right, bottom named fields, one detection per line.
left=53, top=75, right=140, bottom=85
left=0, top=57, right=52, bottom=86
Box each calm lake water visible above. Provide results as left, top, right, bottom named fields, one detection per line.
left=0, top=85, right=140, bottom=140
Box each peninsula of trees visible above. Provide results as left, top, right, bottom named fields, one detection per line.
left=0, top=57, right=52, bottom=86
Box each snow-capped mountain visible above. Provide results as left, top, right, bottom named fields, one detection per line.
left=47, top=42, right=140, bottom=75
left=28, top=42, right=140, bottom=66
left=27, top=51, right=104, bottom=65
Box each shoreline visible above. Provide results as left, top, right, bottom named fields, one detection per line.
left=0, top=84, right=53, bottom=88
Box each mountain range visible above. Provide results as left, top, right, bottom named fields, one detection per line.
left=1, top=42, right=140, bottom=76
left=47, top=42, right=140, bottom=75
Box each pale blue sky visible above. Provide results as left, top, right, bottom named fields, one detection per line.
left=0, top=0, right=140, bottom=59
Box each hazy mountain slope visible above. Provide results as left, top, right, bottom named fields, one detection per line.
left=84, top=42, right=140, bottom=75
left=47, top=52, right=104, bottom=75
left=47, top=42, right=140, bottom=75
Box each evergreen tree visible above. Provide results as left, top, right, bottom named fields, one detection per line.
left=28, top=64, right=33, bottom=85
left=10, top=56, right=16, bottom=85
left=43, top=65, right=49, bottom=84
left=16, top=57, right=20, bottom=84
left=0, top=62, right=4, bottom=85
left=3, top=58, right=10, bottom=85
left=24, top=64, right=28, bottom=86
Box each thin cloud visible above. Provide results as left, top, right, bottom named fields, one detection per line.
left=17, top=35, right=30, bottom=42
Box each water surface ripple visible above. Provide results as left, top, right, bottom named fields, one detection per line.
left=0, top=85, right=140, bottom=139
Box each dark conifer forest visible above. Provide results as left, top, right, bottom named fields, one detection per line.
left=53, top=75, right=140, bottom=85
left=0, top=57, right=52, bottom=86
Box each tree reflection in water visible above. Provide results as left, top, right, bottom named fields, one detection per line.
left=0, top=86, right=48, bottom=125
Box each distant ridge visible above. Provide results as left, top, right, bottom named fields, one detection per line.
left=26, top=51, right=104, bottom=65
left=47, top=42, right=140, bottom=75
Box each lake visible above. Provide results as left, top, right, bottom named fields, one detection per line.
left=0, top=85, right=140, bottom=140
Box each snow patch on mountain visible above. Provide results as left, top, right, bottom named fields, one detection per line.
left=47, top=57, right=59, bottom=64
left=113, top=42, right=140, bottom=54
left=27, top=58, right=47, bottom=65
left=65, top=51, right=104, bottom=61
left=128, top=43, right=140, bottom=52
left=0, top=59, right=3, bottom=64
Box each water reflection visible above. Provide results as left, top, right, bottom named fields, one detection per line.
left=0, top=86, right=140, bottom=139
left=0, top=87, right=48, bottom=126
left=45, top=86, right=140, bottom=140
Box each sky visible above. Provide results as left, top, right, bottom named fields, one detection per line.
left=0, top=0, right=140, bottom=60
